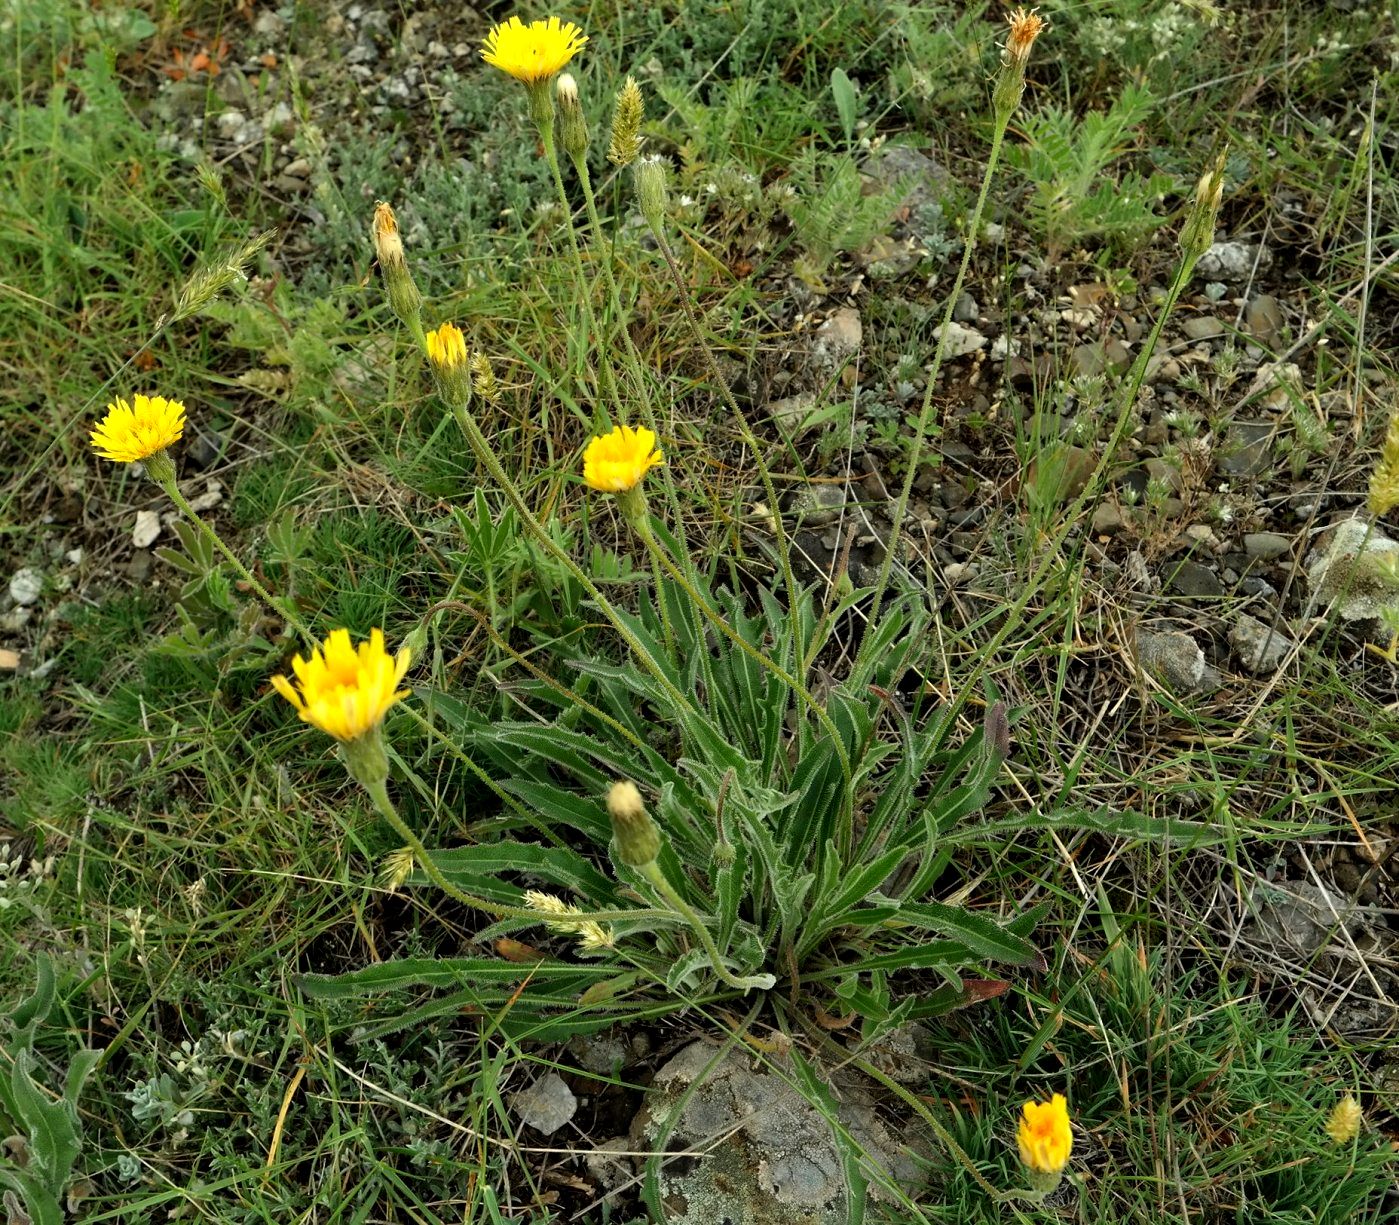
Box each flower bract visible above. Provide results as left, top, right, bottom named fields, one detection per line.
left=90, top=394, right=187, bottom=463
left=271, top=628, right=412, bottom=743
left=1017, top=1093, right=1073, bottom=1174
left=481, top=16, right=587, bottom=85
left=582, top=424, right=664, bottom=492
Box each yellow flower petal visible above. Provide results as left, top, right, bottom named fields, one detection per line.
left=90, top=394, right=187, bottom=464
left=481, top=15, right=587, bottom=85
left=582, top=424, right=664, bottom=492
left=271, top=628, right=412, bottom=743
left=1017, top=1093, right=1073, bottom=1175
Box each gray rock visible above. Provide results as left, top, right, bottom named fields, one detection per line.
left=1071, top=339, right=1131, bottom=379
left=1229, top=612, right=1292, bottom=673
left=1243, top=294, right=1285, bottom=349
left=1182, top=315, right=1225, bottom=341
left=1307, top=518, right=1399, bottom=626
left=8, top=568, right=42, bottom=606
left=132, top=510, right=162, bottom=549
left=1092, top=503, right=1126, bottom=535
left=1243, top=880, right=1361, bottom=956
left=952, top=292, right=978, bottom=323
left=860, top=143, right=948, bottom=210
left=1219, top=422, right=1274, bottom=477
left=790, top=483, right=848, bottom=526
left=1243, top=532, right=1291, bottom=561
left=1168, top=559, right=1225, bottom=598
left=769, top=392, right=821, bottom=438
left=512, top=1072, right=577, bottom=1135
left=813, top=308, right=862, bottom=366
left=1195, top=241, right=1272, bottom=281
left=184, top=427, right=225, bottom=471
left=1242, top=361, right=1302, bottom=410
left=635, top=1042, right=924, bottom=1225
left=1136, top=629, right=1221, bottom=694
left=933, top=320, right=986, bottom=358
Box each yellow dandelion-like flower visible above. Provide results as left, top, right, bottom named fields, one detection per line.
left=1004, top=7, right=1048, bottom=68
left=582, top=424, right=664, bottom=493
left=426, top=322, right=468, bottom=372
left=1325, top=1094, right=1363, bottom=1144
left=523, top=889, right=615, bottom=955
left=1017, top=1093, right=1073, bottom=1175
left=481, top=16, right=587, bottom=86
left=271, top=628, right=412, bottom=743
left=90, top=394, right=187, bottom=464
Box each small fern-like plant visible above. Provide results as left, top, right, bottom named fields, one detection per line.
left=1006, top=83, right=1176, bottom=256
left=783, top=147, right=911, bottom=283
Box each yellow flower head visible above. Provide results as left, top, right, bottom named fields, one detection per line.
left=582, top=424, right=664, bottom=492
left=481, top=16, right=587, bottom=85
left=271, top=628, right=412, bottom=743
left=90, top=394, right=187, bottom=463
left=1017, top=1093, right=1073, bottom=1175
left=426, top=322, right=469, bottom=372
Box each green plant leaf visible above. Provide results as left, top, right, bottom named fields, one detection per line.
left=831, top=68, right=858, bottom=143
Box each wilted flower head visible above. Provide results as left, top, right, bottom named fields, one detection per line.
left=1017, top=1093, right=1073, bottom=1176
left=1325, top=1094, right=1363, bottom=1145
left=608, top=77, right=644, bottom=167
left=481, top=16, right=587, bottom=85
left=606, top=780, right=661, bottom=868
left=372, top=201, right=422, bottom=328
left=583, top=424, right=664, bottom=492
left=556, top=71, right=589, bottom=158
left=1004, top=8, right=1047, bottom=68
left=90, top=394, right=186, bottom=465
left=271, top=628, right=411, bottom=744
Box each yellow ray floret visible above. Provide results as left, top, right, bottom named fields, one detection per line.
left=271, top=628, right=412, bottom=743
left=426, top=321, right=468, bottom=371
left=481, top=16, right=587, bottom=85
left=90, top=394, right=187, bottom=463
left=1017, top=1093, right=1073, bottom=1174
left=582, top=424, right=664, bottom=492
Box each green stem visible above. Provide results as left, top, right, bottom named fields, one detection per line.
left=635, top=515, right=854, bottom=809
left=160, top=477, right=312, bottom=644
left=450, top=407, right=697, bottom=718
left=538, top=124, right=618, bottom=415
left=647, top=224, right=808, bottom=692
left=638, top=860, right=774, bottom=993
left=863, top=118, right=1010, bottom=639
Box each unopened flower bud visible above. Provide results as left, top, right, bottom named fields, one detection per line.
left=607, top=780, right=661, bottom=868
left=373, top=202, right=423, bottom=331
left=1180, top=150, right=1227, bottom=268
left=557, top=73, right=589, bottom=160
left=426, top=322, right=472, bottom=410
left=608, top=77, right=644, bottom=167
left=633, top=154, right=670, bottom=231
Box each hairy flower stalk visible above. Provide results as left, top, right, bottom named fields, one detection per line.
left=863, top=7, right=1046, bottom=642
left=90, top=394, right=311, bottom=642
left=606, top=782, right=774, bottom=993
left=608, top=77, right=644, bottom=167
left=373, top=202, right=424, bottom=347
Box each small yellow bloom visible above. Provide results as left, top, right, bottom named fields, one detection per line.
left=426, top=322, right=469, bottom=372
left=1017, top=1093, right=1073, bottom=1175
left=582, top=424, right=664, bottom=492
left=1325, top=1094, right=1363, bottom=1144
left=271, top=628, right=411, bottom=743
left=90, top=394, right=187, bottom=463
left=481, top=15, right=587, bottom=85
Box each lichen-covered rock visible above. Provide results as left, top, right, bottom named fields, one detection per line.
left=1307, top=518, right=1399, bottom=628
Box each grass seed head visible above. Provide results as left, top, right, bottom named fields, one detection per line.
left=1367, top=410, right=1399, bottom=515
left=608, top=76, right=644, bottom=167
left=1326, top=1094, right=1363, bottom=1144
